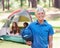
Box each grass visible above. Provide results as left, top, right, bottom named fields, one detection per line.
left=0, top=33, right=60, bottom=48
left=53, top=33, right=60, bottom=48
left=53, top=26, right=60, bottom=29
left=0, top=40, right=30, bottom=48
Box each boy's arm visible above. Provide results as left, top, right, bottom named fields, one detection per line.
left=48, top=25, right=54, bottom=48
left=49, top=35, right=53, bottom=48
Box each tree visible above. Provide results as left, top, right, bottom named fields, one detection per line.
left=0, top=0, right=2, bottom=8
left=20, top=0, right=24, bottom=7
left=31, top=0, right=37, bottom=8
left=6, top=0, right=10, bottom=10
left=28, top=0, right=30, bottom=7
left=2, top=0, right=4, bottom=11
left=37, top=0, right=40, bottom=4
left=54, top=0, right=60, bottom=8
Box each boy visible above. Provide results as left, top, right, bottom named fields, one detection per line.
left=22, top=7, right=54, bottom=48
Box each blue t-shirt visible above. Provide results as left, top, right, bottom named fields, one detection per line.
left=22, top=20, right=54, bottom=48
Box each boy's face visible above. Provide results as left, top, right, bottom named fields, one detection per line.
left=36, top=12, right=45, bottom=21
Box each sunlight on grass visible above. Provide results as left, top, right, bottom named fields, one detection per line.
left=0, top=33, right=60, bottom=48
left=0, top=41, right=31, bottom=48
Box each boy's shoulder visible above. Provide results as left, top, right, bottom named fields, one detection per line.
left=46, top=22, right=53, bottom=28
left=30, top=21, right=37, bottom=25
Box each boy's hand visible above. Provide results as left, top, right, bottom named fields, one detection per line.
left=26, top=41, right=32, bottom=46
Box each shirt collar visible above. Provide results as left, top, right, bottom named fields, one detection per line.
left=35, top=20, right=48, bottom=26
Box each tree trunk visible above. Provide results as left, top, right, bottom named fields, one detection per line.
left=2, top=0, right=4, bottom=11
left=54, top=0, right=60, bottom=8
left=28, top=0, right=30, bottom=7
left=31, top=0, right=37, bottom=8
left=49, top=0, right=50, bottom=7
left=7, top=0, right=9, bottom=10
left=20, top=0, right=23, bottom=7
left=0, top=0, right=2, bottom=8
left=37, top=0, right=40, bottom=4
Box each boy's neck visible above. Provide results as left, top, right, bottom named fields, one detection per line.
left=38, top=20, right=44, bottom=24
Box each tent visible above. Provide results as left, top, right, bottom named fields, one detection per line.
left=7, top=9, right=32, bottom=27
left=0, top=9, right=32, bottom=44
left=8, top=9, right=32, bottom=22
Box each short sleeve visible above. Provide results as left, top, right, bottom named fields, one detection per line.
left=48, top=26, right=54, bottom=36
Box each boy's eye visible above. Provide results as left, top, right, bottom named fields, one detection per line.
left=38, top=12, right=44, bottom=15
left=41, top=12, right=44, bottom=14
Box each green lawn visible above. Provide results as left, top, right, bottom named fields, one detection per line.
left=0, top=40, right=31, bottom=48
left=0, top=33, right=60, bottom=48
left=53, top=33, right=60, bottom=48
